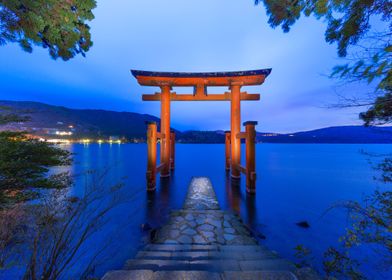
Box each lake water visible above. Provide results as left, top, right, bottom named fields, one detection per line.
left=3, top=143, right=391, bottom=279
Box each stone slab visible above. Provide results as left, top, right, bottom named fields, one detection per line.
left=153, top=271, right=222, bottom=280
left=153, top=209, right=257, bottom=245
left=144, top=244, right=218, bottom=252
left=125, top=259, right=190, bottom=271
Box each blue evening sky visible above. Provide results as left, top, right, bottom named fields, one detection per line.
left=0, top=0, right=371, bottom=133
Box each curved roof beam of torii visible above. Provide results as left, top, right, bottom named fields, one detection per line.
left=131, top=69, right=272, bottom=87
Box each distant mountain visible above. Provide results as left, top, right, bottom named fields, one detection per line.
left=0, top=100, right=391, bottom=143
left=179, top=126, right=392, bottom=144
left=257, top=126, right=392, bottom=143
left=177, top=130, right=226, bottom=143
left=0, top=100, right=162, bottom=139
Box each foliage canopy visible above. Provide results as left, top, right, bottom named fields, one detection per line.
left=0, top=132, right=71, bottom=196
left=256, top=0, right=392, bottom=125
left=255, top=0, right=391, bottom=56
left=0, top=0, right=97, bottom=60
left=0, top=107, right=71, bottom=205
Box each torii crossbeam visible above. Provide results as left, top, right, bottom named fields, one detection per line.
left=131, top=69, right=272, bottom=194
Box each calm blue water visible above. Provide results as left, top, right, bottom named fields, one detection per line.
left=68, top=143, right=391, bottom=279
left=2, top=144, right=391, bottom=279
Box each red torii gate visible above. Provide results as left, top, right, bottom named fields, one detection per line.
left=131, top=69, right=271, bottom=194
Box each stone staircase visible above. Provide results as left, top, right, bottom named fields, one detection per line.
left=104, top=244, right=298, bottom=279
left=102, top=177, right=319, bottom=280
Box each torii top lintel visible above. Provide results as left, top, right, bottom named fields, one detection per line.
left=131, top=69, right=272, bottom=101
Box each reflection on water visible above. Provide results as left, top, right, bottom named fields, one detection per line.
left=225, top=172, right=241, bottom=213
left=224, top=173, right=258, bottom=235
left=145, top=176, right=173, bottom=229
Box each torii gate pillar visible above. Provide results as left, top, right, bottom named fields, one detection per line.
left=160, top=85, right=171, bottom=177
left=230, top=84, right=241, bottom=179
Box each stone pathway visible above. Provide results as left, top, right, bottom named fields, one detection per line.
left=102, top=177, right=320, bottom=280
left=154, top=178, right=256, bottom=245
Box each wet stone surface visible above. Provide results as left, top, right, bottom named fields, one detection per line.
left=183, top=177, right=220, bottom=210
left=153, top=177, right=256, bottom=245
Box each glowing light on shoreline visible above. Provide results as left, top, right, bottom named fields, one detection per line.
left=44, top=138, right=126, bottom=144
left=55, top=131, right=73, bottom=136
left=47, top=139, right=71, bottom=144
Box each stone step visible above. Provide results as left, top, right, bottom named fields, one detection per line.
left=124, top=259, right=295, bottom=272
left=148, top=270, right=223, bottom=280
left=124, top=259, right=239, bottom=271
left=144, top=244, right=218, bottom=252
left=223, top=271, right=298, bottom=280
left=219, top=244, right=272, bottom=252
left=102, top=270, right=297, bottom=280
left=136, top=250, right=279, bottom=261
left=144, top=244, right=270, bottom=253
